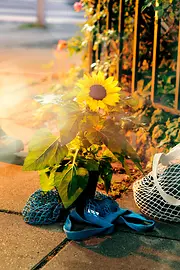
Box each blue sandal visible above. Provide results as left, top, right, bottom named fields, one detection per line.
left=63, top=193, right=155, bottom=240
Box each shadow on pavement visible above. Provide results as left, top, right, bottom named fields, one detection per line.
left=78, top=230, right=180, bottom=270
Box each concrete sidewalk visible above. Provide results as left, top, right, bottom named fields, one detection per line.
left=0, top=20, right=82, bottom=49
left=0, top=162, right=180, bottom=270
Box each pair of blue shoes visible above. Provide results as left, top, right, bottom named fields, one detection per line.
left=64, top=192, right=155, bottom=240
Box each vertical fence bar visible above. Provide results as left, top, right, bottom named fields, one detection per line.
left=95, top=0, right=101, bottom=61
left=151, top=0, right=161, bottom=104
left=105, top=0, right=113, bottom=76
left=87, top=1, right=93, bottom=73
left=175, top=22, right=180, bottom=110
left=88, top=38, right=93, bottom=73
left=105, top=0, right=113, bottom=58
left=131, top=0, right=141, bottom=93
left=117, top=0, right=125, bottom=82
left=89, top=0, right=98, bottom=70
left=92, top=35, right=97, bottom=65
left=98, top=4, right=103, bottom=61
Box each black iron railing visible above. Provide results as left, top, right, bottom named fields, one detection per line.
left=88, top=0, right=180, bottom=114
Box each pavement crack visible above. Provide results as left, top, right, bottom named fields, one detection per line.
left=0, top=209, right=22, bottom=215
left=31, top=238, right=70, bottom=270
left=118, top=229, right=180, bottom=242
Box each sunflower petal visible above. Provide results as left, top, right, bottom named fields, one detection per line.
left=84, top=73, right=91, bottom=80
left=98, top=100, right=108, bottom=111
left=87, top=98, right=98, bottom=111
left=105, top=86, right=121, bottom=93
left=104, top=76, right=114, bottom=85
left=103, top=93, right=120, bottom=105
left=110, top=80, right=119, bottom=88
left=97, top=71, right=105, bottom=83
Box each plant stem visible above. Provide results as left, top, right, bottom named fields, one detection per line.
left=72, top=148, right=79, bottom=170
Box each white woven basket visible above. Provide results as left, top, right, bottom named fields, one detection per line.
left=133, top=144, right=180, bottom=222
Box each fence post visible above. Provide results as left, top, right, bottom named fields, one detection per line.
left=88, top=38, right=93, bottom=73
left=37, top=0, right=45, bottom=26
left=175, top=22, right=180, bottom=110
left=90, top=0, right=99, bottom=68
left=95, top=0, right=101, bottom=61
left=117, top=0, right=125, bottom=82
left=131, top=0, right=141, bottom=93
left=106, top=0, right=113, bottom=52
left=151, top=0, right=161, bottom=104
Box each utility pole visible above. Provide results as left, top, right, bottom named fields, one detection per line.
left=37, top=0, right=45, bottom=26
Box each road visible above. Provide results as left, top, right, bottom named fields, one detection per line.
left=0, top=0, right=84, bottom=24
left=0, top=0, right=85, bottom=48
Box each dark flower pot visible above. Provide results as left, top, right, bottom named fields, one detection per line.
left=75, top=171, right=99, bottom=215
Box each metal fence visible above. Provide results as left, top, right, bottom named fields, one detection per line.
left=88, top=0, right=180, bottom=115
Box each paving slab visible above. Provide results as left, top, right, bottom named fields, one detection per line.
left=0, top=212, right=65, bottom=270
left=43, top=232, right=180, bottom=270
left=117, top=190, right=140, bottom=212
left=117, top=190, right=180, bottom=241
left=0, top=162, right=39, bottom=212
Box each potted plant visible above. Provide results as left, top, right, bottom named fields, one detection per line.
left=23, top=72, right=142, bottom=213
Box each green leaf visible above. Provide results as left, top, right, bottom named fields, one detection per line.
left=86, top=114, right=101, bottom=127
left=174, top=130, right=180, bottom=143
left=142, top=1, right=153, bottom=12
left=60, top=113, right=82, bottom=145
left=102, top=148, right=118, bottom=162
left=101, top=120, right=142, bottom=172
left=85, top=129, right=107, bottom=145
left=170, top=129, right=178, bottom=139
left=121, top=141, right=143, bottom=173
left=34, top=94, right=63, bottom=105
left=62, top=101, right=80, bottom=114
left=68, top=167, right=89, bottom=198
left=39, top=168, right=55, bottom=192
left=100, top=120, right=122, bottom=152
left=158, top=8, right=164, bottom=18
left=61, top=90, right=78, bottom=101
left=99, top=160, right=113, bottom=193
left=117, top=155, right=132, bottom=179
left=54, top=165, right=88, bottom=208
left=81, top=138, right=92, bottom=149
left=23, top=129, right=68, bottom=171
left=83, top=159, right=99, bottom=171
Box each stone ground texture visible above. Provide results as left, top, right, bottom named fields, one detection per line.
left=0, top=163, right=180, bottom=270
left=0, top=213, right=65, bottom=270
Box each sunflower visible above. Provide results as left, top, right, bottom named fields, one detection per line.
left=76, top=72, right=120, bottom=112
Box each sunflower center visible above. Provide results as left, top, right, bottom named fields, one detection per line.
left=89, top=84, right=107, bottom=100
